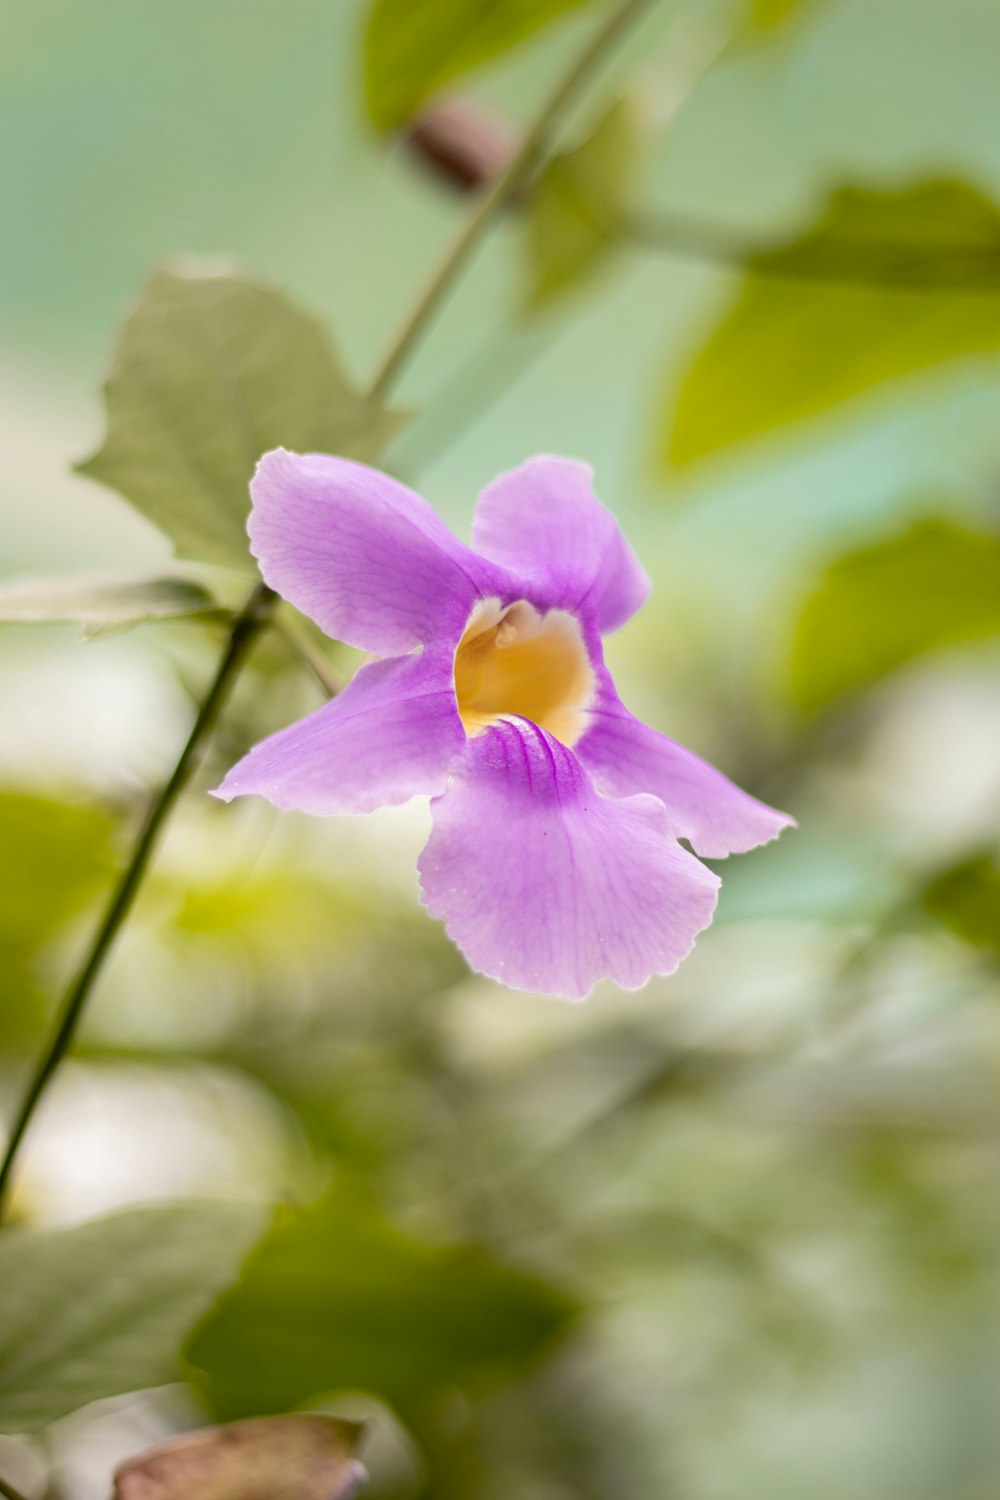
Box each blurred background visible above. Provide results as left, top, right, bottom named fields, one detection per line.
left=2, top=1, right=1000, bottom=1497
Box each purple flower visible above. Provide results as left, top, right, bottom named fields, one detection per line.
left=215, top=451, right=793, bottom=999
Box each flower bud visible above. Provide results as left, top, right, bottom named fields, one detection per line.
left=403, top=98, right=519, bottom=195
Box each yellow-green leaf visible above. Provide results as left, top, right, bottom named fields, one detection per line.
left=0, top=791, right=115, bottom=1046
left=746, top=0, right=818, bottom=31
left=114, top=1415, right=366, bottom=1500
left=920, top=853, right=1000, bottom=959
left=78, top=267, right=406, bottom=568
left=790, top=516, right=1000, bottom=714
left=666, top=181, right=1000, bottom=467
left=364, top=0, right=594, bottom=131
left=526, top=98, right=639, bottom=308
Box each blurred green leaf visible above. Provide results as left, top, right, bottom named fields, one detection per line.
left=114, top=1415, right=365, bottom=1500
left=790, top=516, right=1000, bottom=713
left=364, top=0, right=594, bottom=131
left=187, top=1183, right=579, bottom=1418
left=745, top=0, right=817, bottom=29
left=666, top=181, right=1000, bottom=466
left=526, top=98, right=639, bottom=308
left=0, top=791, right=115, bottom=1043
left=0, top=1203, right=265, bottom=1433
left=77, top=267, right=407, bottom=568
left=921, top=853, right=1000, bottom=958
left=0, top=574, right=223, bottom=639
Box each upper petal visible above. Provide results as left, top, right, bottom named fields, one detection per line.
left=576, top=669, right=795, bottom=859
left=471, top=456, right=650, bottom=633
left=249, top=449, right=512, bottom=654
left=213, top=645, right=465, bottom=814
left=418, top=718, right=719, bottom=1000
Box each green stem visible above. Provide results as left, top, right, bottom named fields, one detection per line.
left=0, top=582, right=275, bottom=1223
left=365, top=0, right=656, bottom=404
left=274, top=612, right=344, bottom=697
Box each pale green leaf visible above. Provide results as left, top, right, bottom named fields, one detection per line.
left=526, top=98, right=640, bottom=307
left=0, top=573, right=222, bottom=639
left=187, top=1183, right=578, bottom=1419
left=114, top=1415, right=366, bottom=1500
left=790, top=516, right=1000, bottom=713
left=77, top=267, right=407, bottom=568
left=666, top=181, right=1000, bottom=467
left=0, top=1203, right=265, bottom=1433
left=364, top=0, right=594, bottom=131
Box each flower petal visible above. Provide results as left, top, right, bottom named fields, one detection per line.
left=576, top=672, right=795, bottom=858
left=249, top=449, right=512, bottom=654
left=471, top=456, right=650, bottom=633
left=213, top=647, right=464, bottom=814
left=418, top=718, right=720, bottom=999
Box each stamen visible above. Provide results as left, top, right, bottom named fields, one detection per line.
left=454, top=599, right=594, bottom=746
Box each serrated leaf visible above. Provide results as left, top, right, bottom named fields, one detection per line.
left=526, top=98, right=639, bottom=308
left=920, top=853, right=1000, bottom=959
left=77, top=267, right=406, bottom=568
left=186, top=1184, right=578, bottom=1419
left=114, top=1415, right=366, bottom=1500
left=0, top=574, right=222, bottom=639
left=790, top=516, right=1000, bottom=713
left=364, top=0, right=594, bottom=131
left=666, top=181, right=1000, bottom=467
left=0, top=1203, right=265, bottom=1433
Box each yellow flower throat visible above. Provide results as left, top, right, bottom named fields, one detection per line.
left=453, top=599, right=595, bottom=747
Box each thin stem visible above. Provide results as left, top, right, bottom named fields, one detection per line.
left=274, top=613, right=344, bottom=697
left=365, top=0, right=656, bottom=403
left=0, top=582, right=275, bottom=1223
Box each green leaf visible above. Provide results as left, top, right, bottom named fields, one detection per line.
left=0, top=573, right=223, bottom=639
left=77, top=267, right=406, bottom=568
left=525, top=98, right=639, bottom=308
left=364, top=0, right=594, bottom=131
left=666, top=181, right=1000, bottom=467
left=114, top=1415, right=366, bottom=1500
left=790, top=516, right=1000, bottom=714
left=0, top=1203, right=265, bottom=1433
left=920, top=853, right=1000, bottom=958
left=187, top=1184, right=578, bottom=1419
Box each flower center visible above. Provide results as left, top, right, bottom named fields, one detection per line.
left=454, top=599, right=595, bottom=746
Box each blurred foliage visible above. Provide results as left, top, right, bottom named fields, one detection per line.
left=526, top=98, right=640, bottom=307
left=78, top=269, right=405, bottom=568
left=187, top=1182, right=578, bottom=1421
left=745, top=0, right=817, bottom=30
left=0, top=575, right=223, bottom=639
left=364, top=0, right=594, bottom=130
left=667, top=181, right=1000, bottom=465
left=921, top=852, right=1000, bottom=960
left=790, top=515, right=1000, bottom=712
left=0, top=1204, right=263, bottom=1432
left=0, top=792, right=115, bottom=1048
